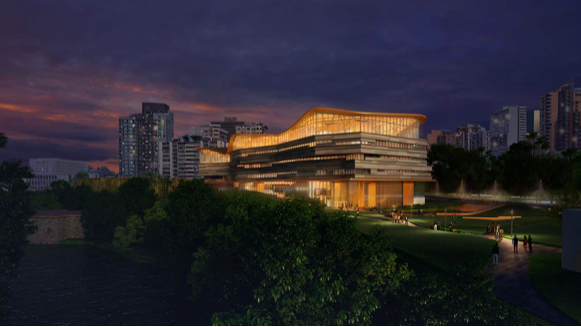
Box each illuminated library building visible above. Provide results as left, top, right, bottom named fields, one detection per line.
left=198, top=108, right=433, bottom=208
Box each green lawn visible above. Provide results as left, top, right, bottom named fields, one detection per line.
left=503, top=221, right=563, bottom=247
left=529, top=254, right=581, bottom=324
left=356, top=212, right=495, bottom=272
left=408, top=204, right=562, bottom=246
left=394, top=198, right=463, bottom=213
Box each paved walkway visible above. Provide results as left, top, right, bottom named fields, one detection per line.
left=376, top=213, right=577, bottom=325
left=484, top=235, right=577, bottom=326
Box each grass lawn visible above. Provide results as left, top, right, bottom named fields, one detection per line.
left=529, top=254, right=581, bottom=324
left=503, top=221, right=563, bottom=247
left=408, top=204, right=562, bottom=246
left=394, top=198, right=463, bottom=213
left=356, top=212, right=495, bottom=272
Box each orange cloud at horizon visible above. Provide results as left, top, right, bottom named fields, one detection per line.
left=0, top=103, right=36, bottom=114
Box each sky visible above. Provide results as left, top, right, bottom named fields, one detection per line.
left=1, top=0, right=581, bottom=173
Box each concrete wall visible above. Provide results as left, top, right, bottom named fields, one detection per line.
left=562, top=209, right=581, bottom=273
left=28, top=211, right=84, bottom=244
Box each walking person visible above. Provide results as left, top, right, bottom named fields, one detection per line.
left=492, top=222, right=496, bottom=237
left=528, top=235, right=533, bottom=252
left=492, top=242, right=500, bottom=265
left=513, top=235, right=519, bottom=253
left=405, top=216, right=408, bottom=225
left=523, top=236, right=528, bottom=252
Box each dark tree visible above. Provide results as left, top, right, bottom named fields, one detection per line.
left=80, top=190, right=127, bottom=242
left=0, top=133, right=37, bottom=278
left=118, top=177, right=157, bottom=217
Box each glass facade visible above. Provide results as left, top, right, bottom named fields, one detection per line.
left=229, top=109, right=423, bottom=153
left=240, top=180, right=403, bottom=209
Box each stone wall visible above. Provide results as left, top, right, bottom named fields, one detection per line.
left=28, top=210, right=84, bottom=244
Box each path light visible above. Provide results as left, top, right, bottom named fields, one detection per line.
left=510, top=209, right=514, bottom=237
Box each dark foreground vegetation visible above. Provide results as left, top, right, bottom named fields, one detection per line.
left=18, top=176, right=545, bottom=325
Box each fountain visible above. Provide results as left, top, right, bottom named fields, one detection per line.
left=538, top=179, right=543, bottom=204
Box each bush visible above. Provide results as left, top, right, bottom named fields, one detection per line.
left=49, top=181, right=93, bottom=210
left=31, top=191, right=62, bottom=210
left=49, top=180, right=76, bottom=209
left=143, top=199, right=169, bottom=246
left=113, top=215, right=145, bottom=249
left=81, top=190, right=127, bottom=242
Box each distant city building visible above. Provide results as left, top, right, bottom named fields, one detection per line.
left=470, top=129, right=490, bottom=152
left=427, top=130, right=458, bottom=148
left=455, top=124, right=488, bottom=151
left=436, top=130, right=458, bottom=146
left=235, top=122, right=267, bottom=134
left=539, top=79, right=581, bottom=152
left=28, top=158, right=88, bottom=190
left=490, top=106, right=527, bottom=156
left=189, top=124, right=229, bottom=145
left=119, top=103, right=174, bottom=177
left=88, top=166, right=116, bottom=178
left=426, top=130, right=443, bottom=148
left=211, top=117, right=267, bottom=137
left=527, top=109, right=541, bottom=134
left=158, top=132, right=227, bottom=179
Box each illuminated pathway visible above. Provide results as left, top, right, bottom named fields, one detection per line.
left=483, top=235, right=578, bottom=326
left=376, top=213, right=577, bottom=325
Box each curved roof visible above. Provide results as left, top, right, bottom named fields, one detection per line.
left=221, top=107, right=426, bottom=154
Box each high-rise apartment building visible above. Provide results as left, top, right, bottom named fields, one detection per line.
left=470, top=129, right=490, bottom=152
left=189, top=124, right=229, bottom=145
left=490, top=106, right=527, bottom=156
left=456, top=124, right=488, bottom=151
left=27, top=158, right=88, bottom=190
left=158, top=131, right=227, bottom=179
left=235, top=122, right=267, bottom=134
left=436, top=130, right=458, bottom=147
left=211, top=117, right=267, bottom=137
left=119, top=103, right=174, bottom=176
left=539, top=79, right=581, bottom=152
left=527, top=109, right=540, bottom=134
left=427, top=130, right=457, bottom=148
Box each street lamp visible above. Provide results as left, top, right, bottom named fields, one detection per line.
left=510, top=209, right=514, bottom=237
left=411, top=203, right=413, bottom=222
left=445, top=207, right=447, bottom=232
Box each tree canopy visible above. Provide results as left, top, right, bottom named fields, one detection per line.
left=0, top=132, right=36, bottom=278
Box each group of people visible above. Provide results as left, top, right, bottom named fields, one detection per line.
left=486, top=222, right=504, bottom=241
left=340, top=202, right=360, bottom=215
left=429, top=220, right=456, bottom=231
left=512, top=235, right=533, bottom=254
left=389, top=210, right=408, bottom=225
left=492, top=234, right=534, bottom=265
